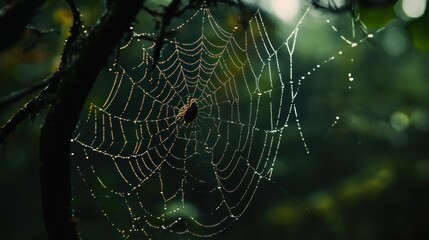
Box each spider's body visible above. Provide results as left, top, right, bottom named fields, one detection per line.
left=176, top=98, right=198, bottom=125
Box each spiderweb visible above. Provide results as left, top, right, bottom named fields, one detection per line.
left=71, top=1, right=376, bottom=239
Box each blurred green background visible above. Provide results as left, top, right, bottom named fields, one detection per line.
left=0, top=0, right=428, bottom=239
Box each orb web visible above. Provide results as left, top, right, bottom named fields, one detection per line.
left=71, top=1, right=379, bottom=239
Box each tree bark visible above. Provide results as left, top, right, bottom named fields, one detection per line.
left=39, top=1, right=145, bottom=239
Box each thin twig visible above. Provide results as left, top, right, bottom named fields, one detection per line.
left=0, top=73, right=58, bottom=112
left=23, top=26, right=61, bottom=52
left=0, top=70, right=65, bottom=146
left=60, top=0, right=83, bottom=70
left=0, top=0, right=83, bottom=146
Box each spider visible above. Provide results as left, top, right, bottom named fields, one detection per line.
left=175, top=98, right=198, bottom=126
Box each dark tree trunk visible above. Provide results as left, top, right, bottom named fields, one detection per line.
left=39, top=1, right=145, bottom=239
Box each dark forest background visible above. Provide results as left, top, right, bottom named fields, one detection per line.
left=1, top=0, right=428, bottom=239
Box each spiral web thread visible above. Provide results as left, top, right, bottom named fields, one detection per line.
left=71, top=1, right=377, bottom=239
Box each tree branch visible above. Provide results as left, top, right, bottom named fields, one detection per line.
left=39, top=0, right=145, bottom=239
left=0, top=0, right=82, bottom=146
left=60, top=0, right=83, bottom=70
left=23, top=26, right=60, bottom=52
left=0, top=72, right=59, bottom=113
left=0, top=70, right=65, bottom=146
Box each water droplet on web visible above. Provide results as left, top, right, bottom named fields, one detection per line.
left=332, top=116, right=340, bottom=127
left=351, top=43, right=358, bottom=47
